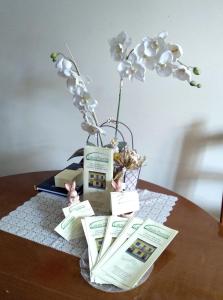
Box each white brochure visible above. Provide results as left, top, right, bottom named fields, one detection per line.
left=93, top=218, right=178, bottom=290
left=81, top=216, right=108, bottom=283
left=110, top=191, right=140, bottom=216
left=54, top=201, right=95, bottom=241
left=92, top=217, right=143, bottom=275
left=62, top=200, right=94, bottom=218
left=54, top=215, right=84, bottom=241
left=83, top=146, right=113, bottom=212
left=98, top=216, right=128, bottom=261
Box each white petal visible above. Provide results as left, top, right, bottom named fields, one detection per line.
left=110, top=44, right=124, bottom=61
left=135, top=43, right=145, bottom=58
left=73, top=96, right=83, bottom=111
left=67, top=78, right=77, bottom=94
left=156, top=38, right=167, bottom=55
left=159, top=50, right=173, bottom=65
left=156, top=64, right=173, bottom=77
left=173, top=67, right=191, bottom=81
left=63, top=69, right=72, bottom=77
left=117, top=31, right=128, bottom=43
left=158, top=31, right=168, bottom=39
left=87, top=98, right=98, bottom=111
left=168, top=43, right=183, bottom=60
left=142, top=36, right=151, bottom=43
left=117, top=61, right=132, bottom=78
left=128, top=52, right=137, bottom=63
left=119, top=31, right=131, bottom=47
left=72, top=74, right=86, bottom=88
left=55, top=57, right=63, bottom=71
left=57, top=71, right=67, bottom=78
left=63, top=58, right=73, bottom=70
left=144, top=39, right=159, bottom=57
left=144, top=57, right=156, bottom=70
left=75, top=85, right=86, bottom=99
left=81, top=122, right=104, bottom=135
left=117, top=61, right=127, bottom=72
left=134, top=63, right=146, bottom=81
left=144, top=49, right=154, bottom=57
left=55, top=57, right=73, bottom=77
left=81, top=122, right=94, bottom=134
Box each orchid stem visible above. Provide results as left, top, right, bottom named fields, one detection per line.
left=178, top=60, right=193, bottom=70
left=92, top=112, right=103, bottom=146
left=115, top=78, right=123, bottom=140
left=65, top=43, right=81, bottom=76
left=64, top=44, right=103, bottom=147
left=126, top=49, right=134, bottom=60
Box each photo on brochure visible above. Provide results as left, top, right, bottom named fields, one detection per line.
left=88, top=171, right=106, bottom=190
left=95, top=237, right=104, bottom=253
left=126, top=238, right=157, bottom=263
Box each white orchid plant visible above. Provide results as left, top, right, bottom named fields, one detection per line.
left=50, top=31, right=201, bottom=174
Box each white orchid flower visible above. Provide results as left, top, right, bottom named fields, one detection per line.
left=156, top=50, right=174, bottom=77
left=135, top=42, right=157, bottom=70
left=173, top=66, right=192, bottom=82
left=56, top=57, right=74, bottom=77
left=168, top=43, right=183, bottom=61
left=67, top=75, right=86, bottom=95
left=73, top=86, right=98, bottom=112
left=143, top=37, right=165, bottom=57
left=81, top=122, right=105, bottom=135
left=118, top=53, right=145, bottom=81
left=109, top=31, right=132, bottom=61
left=135, top=32, right=168, bottom=70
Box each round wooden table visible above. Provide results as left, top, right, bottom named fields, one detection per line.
left=0, top=172, right=223, bottom=300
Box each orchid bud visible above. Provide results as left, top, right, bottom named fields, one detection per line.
left=193, top=67, right=200, bottom=75
left=50, top=52, right=58, bottom=62
left=190, top=80, right=197, bottom=87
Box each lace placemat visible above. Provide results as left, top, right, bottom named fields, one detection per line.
left=0, top=190, right=177, bottom=258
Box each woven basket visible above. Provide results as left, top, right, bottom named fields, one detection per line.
left=86, top=119, right=141, bottom=191
left=124, top=168, right=141, bottom=191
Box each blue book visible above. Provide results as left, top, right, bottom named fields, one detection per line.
left=34, top=163, right=83, bottom=197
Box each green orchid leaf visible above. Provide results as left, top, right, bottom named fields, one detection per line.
left=118, top=141, right=127, bottom=151
left=103, top=144, right=114, bottom=148
left=67, top=148, right=84, bottom=161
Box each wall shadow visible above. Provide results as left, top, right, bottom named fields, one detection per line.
left=173, top=121, right=223, bottom=218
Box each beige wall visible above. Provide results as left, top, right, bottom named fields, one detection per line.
left=0, top=0, right=223, bottom=218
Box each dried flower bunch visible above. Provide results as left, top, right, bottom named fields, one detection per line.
left=50, top=31, right=200, bottom=177
left=113, top=150, right=146, bottom=181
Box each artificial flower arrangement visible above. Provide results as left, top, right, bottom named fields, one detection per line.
left=50, top=31, right=201, bottom=187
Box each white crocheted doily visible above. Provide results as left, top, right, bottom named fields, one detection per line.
left=0, top=190, right=177, bottom=257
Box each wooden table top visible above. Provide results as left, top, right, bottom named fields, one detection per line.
left=0, top=171, right=223, bottom=300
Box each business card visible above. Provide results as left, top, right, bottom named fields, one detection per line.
left=110, top=191, right=140, bottom=216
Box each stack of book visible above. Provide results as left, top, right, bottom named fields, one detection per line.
left=34, top=163, right=83, bottom=197
left=54, top=200, right=178, bottom=290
